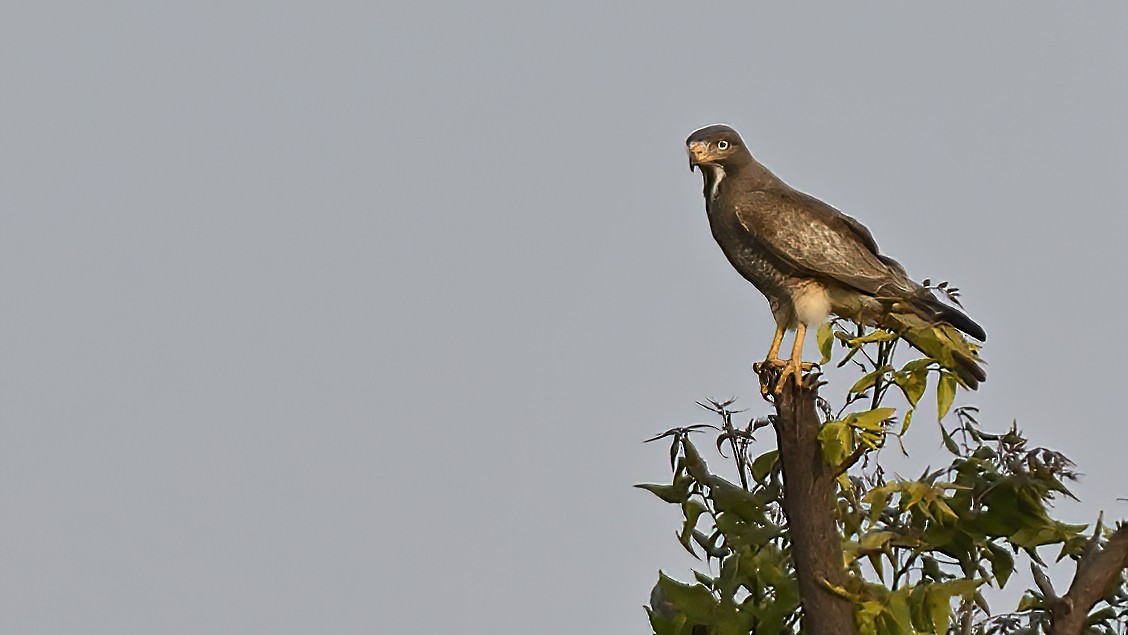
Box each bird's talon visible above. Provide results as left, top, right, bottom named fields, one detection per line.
left=771, top=359, right=811, bottom=394
left=754, top=358, right=813, bottom=395
left=753, top=358, right=787, bottom=374
left=754, top=357, right=790, bottom=398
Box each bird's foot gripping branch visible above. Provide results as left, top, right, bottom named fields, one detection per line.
left=639, top=324, right=1128, bottom=635
left=752, top=359, right=820, bottom=397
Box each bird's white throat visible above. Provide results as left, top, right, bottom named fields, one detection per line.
left=703, top=164, right=725, bottom=202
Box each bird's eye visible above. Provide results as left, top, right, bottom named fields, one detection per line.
left=716, top=140, right=730, bottom=150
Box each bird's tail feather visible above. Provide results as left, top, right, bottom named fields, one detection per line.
left=902, top=294, right=987, bottom=342
left=881, top=312, right=986, bottom=390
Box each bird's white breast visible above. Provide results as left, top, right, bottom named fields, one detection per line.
left=792, top=280, right=831, bottom=327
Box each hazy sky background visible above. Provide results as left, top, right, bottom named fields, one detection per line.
left=3, top=3, right=1126, bottom=633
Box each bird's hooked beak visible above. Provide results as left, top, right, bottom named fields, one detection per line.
left=687, top=140, right=709, bottom=172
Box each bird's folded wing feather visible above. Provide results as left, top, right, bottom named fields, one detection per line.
left=734, top=190, right=910, bottom=297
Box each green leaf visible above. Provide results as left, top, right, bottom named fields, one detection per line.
left=893, top=366, right=927, bottom=407
left=837, top=341, right=863, bottom=367
left=679, top=500, right=708, bottom=554
left=847, top=329, right=899, bottom=346
left=936, top=578, right=987, bottom=599
left=849, top=367, right=890, bottom=395
left=1009, top=521, right=1088, bottom=549
left=920, top=579, right=985, bottom=634
left=818, top=421, right=852, bottom=468
left=717, top=553, right=739, bottom=594
left=937, top=372, right=957, bottom=421
left=656, top=571, right=718, bottom=623
left=681, top=438, right=709, bottom=481
left=682, top=500, right=706, bottom=529
left=645, top=605, right=684, bottom=635
left=908, top=583, right=931, bottom=632
left=899, top=481, right=930, bottom=512
left=750, top=450, right=779, bottom=484
left=930, top=497, right=959, bottom=522
left=921, top=556, right=944, bottom=581
left=847, top=407, right=897, bottom=432
left=985, top=543, right=1015, bottom=588
left=900, top=357, right=934, bottom=373
left=1087, top=606, right=1118, bottom=625
left=691, top=530, right=728, bottom=560
left=1016, top=592, right=1042, bottom=612
left=858, top=530, right=897, bottom=552
left=883, top=588, right=914, bottom=634
left=856, top=601, right=883, bottom=635
left=693, top=571, right=715, bottom=589
left=866, top=486, right=891, bottom=523
left=973, top=590, right=990, bottom=615
left=926, top=586, right=952, bottom=633
left=635, top=483, right=687, bottom=504
left=710, top=479, right=769, bottom=525
left=817, top=321, right=835, bottom=365
left=899, top=409, right=914, bottom=436
left=939, top=424, right=959, bottom=455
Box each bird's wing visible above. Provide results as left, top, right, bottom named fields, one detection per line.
left=735, top=189, right=911, bottom=297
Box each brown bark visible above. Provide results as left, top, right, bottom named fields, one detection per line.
left=1047, top=524, right=1128, bottom=635
left=771, top=381, right=858, bottom=635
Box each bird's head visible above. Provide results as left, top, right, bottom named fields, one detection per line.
left=686, top=124, right=746, bottom=172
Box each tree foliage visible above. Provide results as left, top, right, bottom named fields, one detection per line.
left=641, top=320, right=1128, bottom=634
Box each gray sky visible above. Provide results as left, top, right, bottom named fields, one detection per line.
left=2, top=3, right=1126, bottom=633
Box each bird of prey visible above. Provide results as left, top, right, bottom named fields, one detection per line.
left=686, top=124, right=986, bottom=393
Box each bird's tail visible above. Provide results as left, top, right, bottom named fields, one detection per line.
left=901, top=293, right=987, bottom=342
left=880, top=311, right=987, bottom=390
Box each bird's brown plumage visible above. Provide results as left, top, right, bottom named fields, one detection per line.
left=687, top=124, right=986, bottom=389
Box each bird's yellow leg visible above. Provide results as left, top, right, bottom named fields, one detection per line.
left=774, top=323, right=816, bottom=394
left=753, top=325, right=787, bottom=372
left=753, top=324, right=789, bottom=394
left=753, top=324, right=789, bottom=397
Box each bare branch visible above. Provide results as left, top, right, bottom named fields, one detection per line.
left=1048, top=522, right=1128, bottom=635
left=772, top=382, right=858, bottom=635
